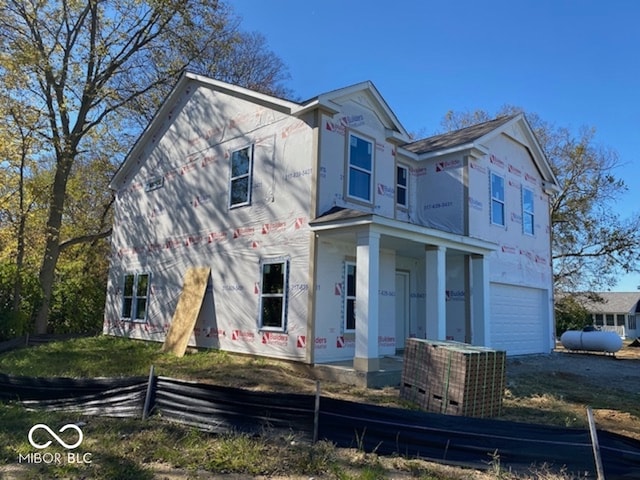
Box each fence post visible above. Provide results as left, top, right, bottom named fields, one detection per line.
left=313, top=380, right=320, bottom=443
left=586, top=406, right=605, bottom=480
left=142, top=365, right=155, bottom=420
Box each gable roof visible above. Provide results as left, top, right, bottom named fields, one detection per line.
left=400, top=113, right=560, bottom=193
left=296, top=80, right=411, bottom=142
left=403, top=115, right=516, bottom=155
left=578, top=292, right=640, bottom=314
left=111, top=74, right=411, bottom=189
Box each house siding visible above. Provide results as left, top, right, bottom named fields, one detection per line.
left=318, top=100, right=396, bottom=218
left=105, top=76, right=559, bottom=366
left=104, top=83, right=315, bottom=361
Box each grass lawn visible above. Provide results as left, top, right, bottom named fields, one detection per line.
left=1, top=335, right=637, bottom=479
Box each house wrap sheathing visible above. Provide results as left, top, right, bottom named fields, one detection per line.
left=105, top=72, right=559, bottom=369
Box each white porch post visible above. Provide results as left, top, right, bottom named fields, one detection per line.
left=470, top=254, right=490, bottom=346
left=354, top=231, right=380, bottom=372
left=425, top=246, right=446, bottom=340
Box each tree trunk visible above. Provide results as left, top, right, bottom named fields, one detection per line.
left=34, top=154, right=74, bottom=334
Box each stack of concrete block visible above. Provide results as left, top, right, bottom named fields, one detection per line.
left=400, top=338, right=506, bottom=417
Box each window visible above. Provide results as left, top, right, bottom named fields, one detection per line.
left=122, top=273, right=150, bottom=321
left=229, top=145, right=253, bottom=207
left=629, top=315, right=637, bottom=330
left=396, top=165, right=408, bottom=207
left=490, top=172, right=505, bottom=226
left=594, top=314, right=604, bottom=325
left=344, top=262, right=356, bottom=331
left=145, top=176, right=164, bottom=192
left=347, top=134, right=373, bottom=202
left=522, top=187, right=535, bottom=235
left=259, top=259, right=288, bottom=330
left=606, top=314, right=614, bottom=326
left=617, top=314, right=626, bottom=326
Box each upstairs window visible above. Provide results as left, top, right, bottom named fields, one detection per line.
left=344, top=262, right=356, bottom=331
left=259, top=259, right=288, bottom=331
left=490, top=172, right=505, bottom=226
left=230, top=145, right=253, bottom=207
left=122, top=273, right=150, bottom=321
left=347, top=134, right=373, bottom=202
left=396, top=165, right=408, bottom=207
left=522, top=187, right=535, bottom=235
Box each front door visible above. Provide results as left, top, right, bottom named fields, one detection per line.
left=395, top=271, right=410, bottom=351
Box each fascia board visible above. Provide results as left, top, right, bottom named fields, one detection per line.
left=111, top=72, right=302, bottom=190
left=499, top=114, right=560, bottom=190
left=292, top=98, right=341, bottom=116
left=371, top=215, right=497, bottom=254
left=385, top=128, right=412, bottom=145
left=416, top=143, right=489, bottom=160
left=396, top=147, right=420, bottom=161
left=185, top=72, right=300, bottom=113
left=310, top=214, right=497, bottom=255
left=110, top=74, right=193, bottom=189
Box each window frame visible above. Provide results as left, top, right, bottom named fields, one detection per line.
left=344, top=262, right=357, bottom=332
left=522, top=186, right=535, bottom=235
left=346, top=133, right=374, bottom=203
left=396, top=164, right=409, bottom=208
left=229, top=144, right=254, bottom=208
left=258, top=258, right=289, bottom=332
left=490, top=171, right=506, bottom=227
left=121, top=273, right=150, bottom=322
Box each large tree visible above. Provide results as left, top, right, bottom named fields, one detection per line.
left=441, top=108, right=640, bottom=292
left=0, top=0, right=291, bottom=333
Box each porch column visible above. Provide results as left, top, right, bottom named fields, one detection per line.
left=425, top=246, right=446, bottom=340
left=354, top=231, right=380, bottom=372
left=470, top=254, right=490, bottom=346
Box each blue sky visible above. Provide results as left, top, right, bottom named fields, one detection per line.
left=232, top=0, right=640, bottom=291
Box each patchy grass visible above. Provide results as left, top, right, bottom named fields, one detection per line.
left=0, top=335, right=636, bottom=479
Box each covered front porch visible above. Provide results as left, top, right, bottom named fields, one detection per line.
left=308, top=209, right=496, bottom=386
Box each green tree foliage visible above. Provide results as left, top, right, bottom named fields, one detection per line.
left=441, top=107, right=640, bottom=293
left=554, top=295, right=592, bottom=336
left=0, top=0, right=291, bottom=335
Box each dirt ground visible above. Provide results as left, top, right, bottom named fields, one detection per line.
left=2, top=344, right=639, bottom=479
left=507, top=344, right=640, bottom=394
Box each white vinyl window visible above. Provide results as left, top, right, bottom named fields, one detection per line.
left=122, top=273, right=150, bottom=321
left=344, top=262, right=356, bottom=331
left=347, top=134, right=373, bottom=202
left=229, top=145, right=253, bottom=208
left=396, top=165, right=408, bottom=207
left=259, top=259, right=289, bottom=331
left=522, top=187, right=535, bottom=235
left=490, top=172, right=505, bottom=226
left=594, top=314, right=604, bottom=325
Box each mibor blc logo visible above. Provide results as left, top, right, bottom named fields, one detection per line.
left=19, top=423, right=92, bottom=465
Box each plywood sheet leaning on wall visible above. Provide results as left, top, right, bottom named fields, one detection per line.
left=162, top=267, right=211, bottom=357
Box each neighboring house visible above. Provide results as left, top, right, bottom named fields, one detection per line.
left=104, top=72, right=560, bottom=374
left=579, top=292, right=640, bottom=339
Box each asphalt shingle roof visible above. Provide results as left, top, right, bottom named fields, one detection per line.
left=579, top=292, right=640, bottom=314
left=403, top=115, right=517, bottom=155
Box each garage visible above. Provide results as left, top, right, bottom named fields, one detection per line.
left=490, top=283, right=550, bottom=355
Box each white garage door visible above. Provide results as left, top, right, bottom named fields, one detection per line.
left=490, top=284, right=549, bottom=355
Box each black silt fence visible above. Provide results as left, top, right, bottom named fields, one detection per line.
left=1, top=372, right=639, bottom=479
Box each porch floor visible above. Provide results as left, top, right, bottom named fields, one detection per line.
left=313, top=355, right=404, bottom=388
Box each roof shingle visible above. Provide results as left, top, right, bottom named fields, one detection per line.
left=403, top=115, right=517, bottom=155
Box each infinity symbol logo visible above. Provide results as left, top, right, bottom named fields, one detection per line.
left=28, top=424, right=83, bottom=449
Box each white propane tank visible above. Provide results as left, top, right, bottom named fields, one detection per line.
left=560, top=329, right=623, bottom=353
